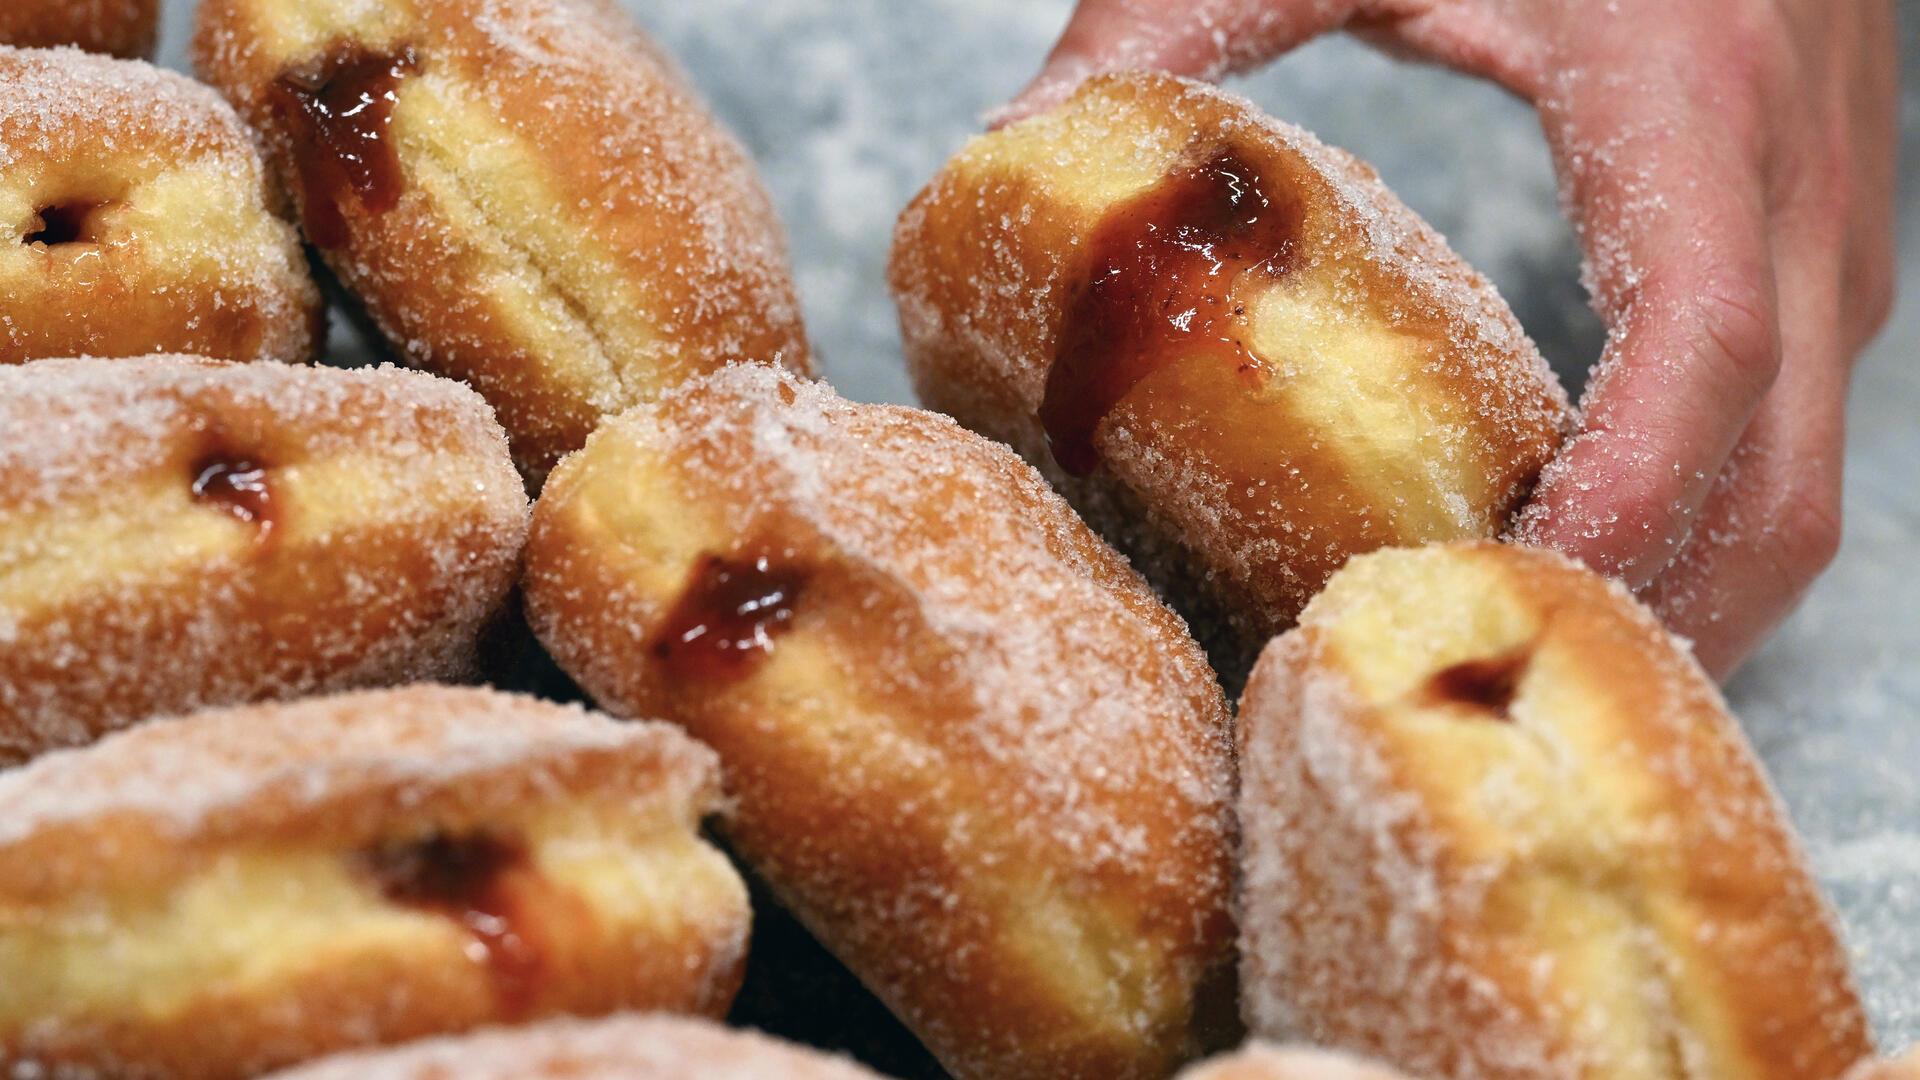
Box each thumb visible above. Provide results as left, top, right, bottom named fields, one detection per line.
left=990, top=0, right=1356, bottom=128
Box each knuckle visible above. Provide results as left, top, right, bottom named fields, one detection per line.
left=1769, top=482, right=1844, bottom=579
left=1690, top=275, right=1782, bottom=396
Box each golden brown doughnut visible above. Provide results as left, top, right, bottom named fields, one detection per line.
left=0, top=356, right=526, bottom=762
left=523, top=364, right=1237, bottom=1080
left=0, top=686, right=750, bottom=1079
left=890, top=72, right=1571, bottom=670
left=1236, top=541, right=1873, bottom=1079
left=0, top=47, right=321, bottom=365
left=192, top=0, right=811, bottom=479
left=264, top=1014, right=883, bottom=1080
left=1179, top=1044, right=1418, bottom=1080
left=0, top=0, right=157, bottom=58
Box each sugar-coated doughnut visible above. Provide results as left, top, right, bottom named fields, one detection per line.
left=890, top=73, right=1571, bottom=673
left=1236, top=541, right=1872, bottom=1079
left=0, top=686, right=750, bottom=1079
left=193, top=0, right=811, bottom=479
left=264, top=1014, right=883, bottom=1079
left=523, top=365, right=1236, bottom=1080
left=0, top=356, right=527, bottom=762
left=1179, top=1044, right=1417, bottom=1080
left=0, top=0, right=157, bottom=58
left=0, top=47, right=321, bottom=365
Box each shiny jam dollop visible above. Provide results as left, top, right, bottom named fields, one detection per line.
left=1040, top=146, right=1302, bottom=477
left=189, top=453, right=275, bottom=540
left=361, top=829, right=544, bottom=1016
left=271, top=45, right=419, bottom=249
left=1422, top=647, right=1532, bottom=721
left=650, top=551, right=806, bottom=682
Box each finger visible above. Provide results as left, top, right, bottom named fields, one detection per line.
left=990, top=0, right=1356, bottom=128
left=1513, top=55, right=1783, bottom=589
left=1640, top=290, right=1846, bottom=681
left=1839, top=0, right=1898, bottom=352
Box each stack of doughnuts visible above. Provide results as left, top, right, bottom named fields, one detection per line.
left=890, top=72, right=1572, bottom=673
left=0, top=47, right=320, bottom=366
left=0, top=687, right=749, bottom=1078
left=0, top=3, right=1896, bottom=1078
left=523, top=364, right=1237, bottom=1080
left=1236, top=541, right=1873, bottom=1079
left=192, top=0, right=811, bottom=479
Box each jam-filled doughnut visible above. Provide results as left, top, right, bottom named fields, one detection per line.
left=523, top=365, right=1236, bottom=1080
left=265, top=1015, right=883, bottom=1079
left=0, top=356, right=527, bottom=762
left=0, top=47, right=321, bottom=365
left=1179, top=1045, right=1417, bottom=1080
left=0, top=0, right=157, bottom=58
left=192, top=0, right=811, bottom=479
left=0, top=686, right=750, bottom=1079
left=1236, top=541, right=1873, bottom=1079
left=890, top=72, right=1571, bottom=672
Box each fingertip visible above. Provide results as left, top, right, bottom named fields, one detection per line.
left=985, top=57, right=1094, bottom=130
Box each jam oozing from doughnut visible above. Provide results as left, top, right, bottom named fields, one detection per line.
left=361, top=829, right=544, bottom=1016
left=1422, top=647, right=1533, bottom=720
left=651, top=551, right=806, bottom=681
left=1040, top=147, right=1303, bottom=476
left=272, top=46, right=419, bottom=249
left=25, top=201, right=105, bottom=247
left=189, top=453, right=276, bottom=541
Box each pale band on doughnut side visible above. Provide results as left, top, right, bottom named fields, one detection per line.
left=1236, top=541, right=1873, bottom=1079
left=1178, top=1043, right=1420, bottom=1080
left=193, top=0, right=811, bottom=479
left=0, top=357, right=527, bottom=762
left=0, top=47, right=320, bottom=365
left=0, top=686, right=750, bottom=1080
left=524, top=364, right=1237, bottom=1080
left=0, top=0, right=157, bottom=59
left=1850, top=1049, right=1920, bottom=1080
left=264, top=1014, right=885, bottom=1080
left=890, top=73, right=1570, bottom=672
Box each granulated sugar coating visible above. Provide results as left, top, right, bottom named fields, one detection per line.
left=890, top=72, right=1570, bottom=681
left=0, top=46, right=320, bottom=365
left=192, top=0, right=811, bottom=479
left=0, top=357, right=528, bottom=761
left=1236, top=542, right=1872, bottom=1080
left=0, top=685, right=718, bottom=862
left=265, top=1015, right=884, bottom=1080
left=525, top=363, right=1236, bottom=1079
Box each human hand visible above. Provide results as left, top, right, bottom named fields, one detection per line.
left=998, top=0, right=1898, bottom=679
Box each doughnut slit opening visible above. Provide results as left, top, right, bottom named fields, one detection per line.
left=24, top=200, right=109, bottom=247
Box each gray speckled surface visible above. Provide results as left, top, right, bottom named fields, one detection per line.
left=159, top=0, right=1919, bottom=1054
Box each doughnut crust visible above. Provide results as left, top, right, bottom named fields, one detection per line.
left=0, top=0, right=157, bottom=58
left=265, top=1015, right=882, bottom=1079
left=193, top=0, right=811, bottom=478
left=0, top=48, right=320, bottom=365
left=524, top=365, right=1236, bottom=1080
left=890, top=73, right=1571, bottom=667
left=0, top=686, right=750, bottom=1079
left=1236, top=541, right=1872, bottom=1079
left=1851, top=1050, right=1920, bottom=1080
left=0, top=356, right=527, bottom=762
left=1180, top=1044, right=1417, bottom=1080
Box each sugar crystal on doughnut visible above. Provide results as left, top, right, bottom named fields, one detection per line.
left=0, top=687, right=750, bottom=1079
left=0, top=356, right=527, bottom=761
left=0, top=47, right=320, bottom=365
